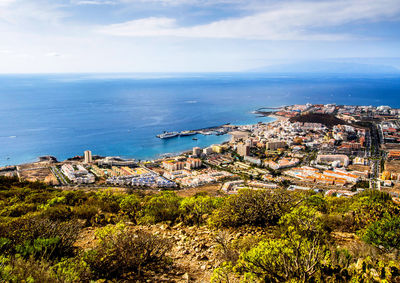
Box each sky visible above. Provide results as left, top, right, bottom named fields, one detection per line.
left=0, top=0, right=399, bottom=73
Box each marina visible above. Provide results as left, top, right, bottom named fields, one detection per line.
left=156, top=124, right=234, bottom=140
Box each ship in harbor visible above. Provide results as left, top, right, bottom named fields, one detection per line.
left=156, top=131, right=179, bottom=139
left=179, top=130, right=197, bottom=136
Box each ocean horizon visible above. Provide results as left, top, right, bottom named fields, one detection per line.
left=1, top=72, right=400, bottom=166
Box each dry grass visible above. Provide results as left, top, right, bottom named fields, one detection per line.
left=176, top=184, right=222, bottom=197
left=385, top=160, right=400, bottom=174
left=348, top=164, right=370, bottom=172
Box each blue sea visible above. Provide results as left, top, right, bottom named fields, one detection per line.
left=1, top=73, right=400, bottom=166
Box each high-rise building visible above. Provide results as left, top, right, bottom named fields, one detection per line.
left=266, top=141, right=287, bottom=150
left=203, top=147, right=213, bottom=155
left=212, top=145, right=223, bottom=153
left=84, top=150, right=92, bottom=164
left=185, top=158, right=202, bottom=169
left=162, top=160, right=185, bottom=171
left=237, top=144, right=250, bottom=157
left=193, top=147, right=202, bottom=157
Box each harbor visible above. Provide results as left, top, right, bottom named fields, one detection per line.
left=156, top=123, right=235, bottom=139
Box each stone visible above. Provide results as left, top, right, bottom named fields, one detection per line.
left=197, top=254, right=208, bottom=261
left=182, top=273, right=190, bottom=280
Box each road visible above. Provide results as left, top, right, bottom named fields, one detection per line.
left=50, top=166, right=68, bottom=185
left=369, top=122, right=382, bottom=188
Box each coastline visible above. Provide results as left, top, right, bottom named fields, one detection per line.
left=1, top=111, right=276, bottom=167
left=3, top=74, right=400, bottom=168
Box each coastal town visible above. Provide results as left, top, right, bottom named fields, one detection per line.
left=1, top=103, right=400, bottom=201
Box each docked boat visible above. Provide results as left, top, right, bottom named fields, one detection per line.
left=157, top=131, right=179, bottom=139
left=180, top=130, right=197, bottom=136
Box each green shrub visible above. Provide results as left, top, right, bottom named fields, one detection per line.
left=72, top=204, right=98, bottom=224
left=322, top=213, right=357, bottom=233
left=237, top=230, right=328, bottom=282
left=1, top=202, right=37, bottom=217
left=84, top=227, right=171, bottom=280
left=326, top=196, right=352, bottom=214
left=363, top=214, right=400, bottom=251
left=41, top=204, right=73, bottom=221
left=139, top=191, right=182, bottom=224
left=0, top=256, right=58, bottom=283
left=0, top=217, right=81, bottom=259
left=209, top=189, right=294, bottom=228
left=0, top=237, right=11, bottom=254
left=15, top=237, right=61, bottom=259
left=95, top=190, right=122, bottom=213
left=350, top=190, right=399, bottom=228
left=119, top=194, right=141, bottom=223
left=304, top=194, right=328, bottom=213
left=179, top=195, right=221, bottom=225
left=279, top=205, right=326, bottom=240
left=63, top=190, right=89, bottom=206
left=53, top=257, right=91, bottom=282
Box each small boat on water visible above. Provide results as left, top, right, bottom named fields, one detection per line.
left=192, top=137, right=198, bottom=140
left=157, top=131, right=179, bottom=139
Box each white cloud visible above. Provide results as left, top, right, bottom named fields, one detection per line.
left=73, top=0, right=116, bottom=5
left=46, top=52, right=62, bottom=57
left=0, top=0, right=67, bottom=27
left=119, top=0, right=255, bottom=6
left=98, top=0, right=400, bottom=40
left=0, top=0, right=15, bottom=6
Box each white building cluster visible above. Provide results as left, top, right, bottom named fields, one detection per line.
left=61, top=164, right=95, bottom=184
left=106, top=171, right=176, bottom=188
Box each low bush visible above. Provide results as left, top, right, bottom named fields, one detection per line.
left=139, top=191, right=182, bottom=224
left=119, top=194, right=141, bottom=223
left=179, top=194, right=221, bottom=226
left=351, top=190, right=399, bottom=228
left=0, top=256, right=58, bottom=283
left=0, top=217, right=81, bottom=259
left=209, top=189, right=295, bottom=228
left=363, top=214, right=400, bottom=251
left=84, top=227, right=171, bottom=280
left=72, top=204, right=98, bottom=224
left=95, top=191, right=122, bottom=214
left=236, top=231, right=328, bottom=282
left=41, top=204, right=73, bottom=222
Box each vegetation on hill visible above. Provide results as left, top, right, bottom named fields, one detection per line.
left=289, top=113, right=346, bottom=127
left=0, top=176, right=399, bottom=282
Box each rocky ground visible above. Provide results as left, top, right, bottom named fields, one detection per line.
left=74, top=223, right=363, bottom=282
left=74, top=223, right=271, bottom=282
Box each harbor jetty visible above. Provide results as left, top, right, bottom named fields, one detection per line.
left=157, top=123, right=235, bottom=139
